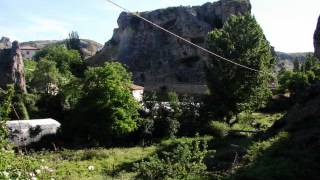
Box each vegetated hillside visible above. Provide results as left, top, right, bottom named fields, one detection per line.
left=20, top=39, right=103, bottom=59
left=89, top=0, right=251, bottom=94
left=275, top=51, right=310, bottom=71
left=232, top=84, right=320, bottom=180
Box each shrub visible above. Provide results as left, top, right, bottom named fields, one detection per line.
left=134, top=139, right=210, bottom=180
left=208, top=121, right=230, bottom=138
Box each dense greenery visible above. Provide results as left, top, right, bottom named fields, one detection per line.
left=206, top=13, right=274, bottom=124
left=278, top=54, right=320, bottom=95
left=67, top=62, right=141, bottom=145
left=66, top=31, right=84, bottom=59
left=34, top=45, right=85, bottom=78
left=135, top=138, right=209, bottom=180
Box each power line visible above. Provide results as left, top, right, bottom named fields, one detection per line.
left=104, top=0, right=263, bottom=73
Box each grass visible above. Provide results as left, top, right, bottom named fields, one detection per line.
left=6, top=112, right=284, bottom=180
left=30, top=146, right=156, bottom=180
left=232, top=112, right=284, bottom=132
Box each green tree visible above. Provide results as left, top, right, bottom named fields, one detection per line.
left=31, top=60, right=61, bottom=94
left=0, top=85, right=14, bottom=147
left=206, top=14, right=274, bottom=123
left=34, top=45, right=85, bottom=77
left=24, top=60, right=38, bottom=91
left=70, top=62, right=140, bottom=145
left=304, top=54, right=318, bottom=72
left=66, top=31, right=84, bottom=59
left=293, top=59, right=300, bottom=72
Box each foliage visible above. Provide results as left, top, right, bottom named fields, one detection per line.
left=0, top=150, right=55, bottom=180
left=0, top=85, right=15, bottom=121
left=178, top=95, right=201, bottom=136
left=69, top=62, right=140, bottom=145
left=34, top=45, right=85, bottom=77
left=66, top=31, right=84, bottom=59
left=24, top=60, right=38, bottom=91
left=278, top=70, right=311, bottom=94
left=278, top=54, right=320, bottom=95
left=30, top=146, right=156, bottom=180
left=206, top=13, right=274, bottom=124
left=30, top=60, right=61, bottom=94
left=208, top=121, right=230, bottom=138
left=135, top=138, right=209, bottom=180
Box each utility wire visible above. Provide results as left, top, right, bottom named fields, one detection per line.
left=104, top=0, right=264, bottom=73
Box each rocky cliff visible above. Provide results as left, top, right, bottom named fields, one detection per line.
left=21, top=39, right=103, bottom=59
left=0, top=41, right=26, bottom=92
left=90, top=0, right=251, bottom=94
left=0, top=37, right=12, bottom=49
left=314, top=15, right=320, bottom=59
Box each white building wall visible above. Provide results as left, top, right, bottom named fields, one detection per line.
left=132, top=89, right=144, bottom=102
left=21, top=50, right=39, bottom=59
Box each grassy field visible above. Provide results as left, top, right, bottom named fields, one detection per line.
left=17, top=112, right=283, bottom=180
left=29, top=146, right=157, bottom=180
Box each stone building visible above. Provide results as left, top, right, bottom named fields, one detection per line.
left=130, top=84, right=144, bottom=102
left=20, top=46, right=40, bottom=59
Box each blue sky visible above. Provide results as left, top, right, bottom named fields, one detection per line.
left=0, top=0, right=319, bottom=53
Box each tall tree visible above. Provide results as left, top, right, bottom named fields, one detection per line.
left=293, top=59, right=300, bottom=72
left=31, top=60, right=61, bottom=94
left=70, top=62, right=140, bottom=145
left=66, top=31, right=84, bottom=59
left=206, top=14, right=274, bottom=124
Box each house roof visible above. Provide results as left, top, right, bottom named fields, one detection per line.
left=130, top=84, right=144, bottom=90
left=20, top=46, right=40, bottom=50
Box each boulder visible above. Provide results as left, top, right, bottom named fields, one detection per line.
left=89, top=0, right=251, bottom=94
left=6, top=119, right=61, bottom=147
left=0, top=41, right=27, bottom=92
left=314, top=15, right=320, bottom=59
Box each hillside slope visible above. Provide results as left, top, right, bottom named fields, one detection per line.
left=21, top=39, right=103, bottom=59
left=232, top=84, right=320, bottom=180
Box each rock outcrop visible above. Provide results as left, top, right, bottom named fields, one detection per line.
left=0, top=41, right=27, bottom=92
left=0, top=37, right=12, bottom=49
left=21, top=39, right=103, bottom=59
left=314, top=15, right=320, bottom=59
left=90, top=0, right=251, bottom=94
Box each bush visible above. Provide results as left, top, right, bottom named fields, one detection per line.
left=208, top=121, right=230, bottom=138
left=134, top=139, right=210, bottom=180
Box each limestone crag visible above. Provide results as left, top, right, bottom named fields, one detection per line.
left=0, top=41, right=26, bottom=92
left=0, top=37, right=12, bottom=49
left=314, top=15, right=320, bottom=59
left=90, top=0, right=251, bottom=93
left=21, top=39, right=103, bottom=59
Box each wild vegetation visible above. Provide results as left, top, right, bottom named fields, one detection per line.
left=0, top=12, right=320, bottom=180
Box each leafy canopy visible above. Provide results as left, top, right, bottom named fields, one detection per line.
left=34, top=45, right=85, bottom=77
left=70, top=62, right=140, bottom=144
left=206, top=13, right=274, bottom=122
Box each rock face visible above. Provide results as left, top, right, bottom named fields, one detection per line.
left=314, top=15, right=320, bottom=59
left=21, top=39, right=103, bottom=59
left=275, top=52, right=309, bottom=71
left=0, top=37, right=12, bottom=49
left=90, top=0, right=251, bottom=94
left=0, top=41, right=27, bottom=92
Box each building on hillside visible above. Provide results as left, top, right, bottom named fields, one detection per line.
left=20, top=46, right=40, bottom=59
left=130, top=84, right=144, bottom=102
